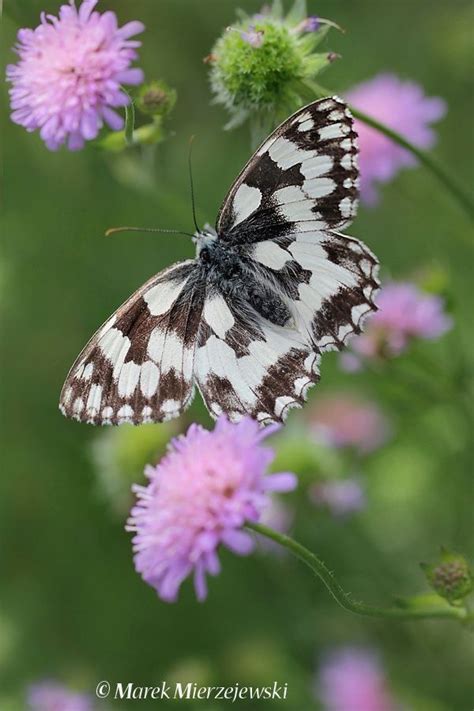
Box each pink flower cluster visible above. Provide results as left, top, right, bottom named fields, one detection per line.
left=346, top=73, right=446, bottom=205
left=310, top=479, right=366, bottom=517
left=309, top=393, right=390, bottom=454
left=28, top=681, right=92, bottom=711
left=6, top=0, right=144, bottom=150
left=127, top=417, right=296, bottom=602
left=342, top=281, right=452, bottom=371
left=316, top=647, right=399, bottom=711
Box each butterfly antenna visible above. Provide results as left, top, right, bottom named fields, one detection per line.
left=105, top=226, right=195, bottom=239
left=188, top=135, right=201, bottom=234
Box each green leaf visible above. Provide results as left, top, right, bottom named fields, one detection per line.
left=271, top=0, right=284, bottom=19
left=285, top=0, right=307, bottom=24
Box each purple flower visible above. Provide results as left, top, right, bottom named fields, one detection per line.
left=316, top=647, right=399, bottom=711
left=346, top=73, right=446, bottom=205
left=240, top=26, right=264, bottom=48
left=27, top=681, right=92, bottom=711
left=310, top=479, right=366, bottom=517
left=299, top=16, right=320, bottom=33
left=6, top=0, right=145, bottom=151
left=127, top=417, right=296, bottom=602
left=341, top=281, right=452, bottom=369
left=308, top=393, right=390, bottom=454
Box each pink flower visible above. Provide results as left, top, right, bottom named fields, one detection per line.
left=6, top=0, right=145, bottom=151
left=346, top=73, right=446, bottom=205
left=316, top=647, right=399, bottom=711
left=28, top=681, right=92, bottom=711
left=127, top=417, right=296, bottom=603
left=341, top=282, right=452, bottom=370
left=308, top=393, right=390, bottom=454
left=310, top=479, right=366, bottom=517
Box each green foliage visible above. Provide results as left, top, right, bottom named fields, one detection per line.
left=91, top=422, right=179, bottom=516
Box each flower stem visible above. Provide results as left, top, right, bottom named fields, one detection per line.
left=248, top=522, right=471, bottom=623
left=307, top=81, right=474, bottom=222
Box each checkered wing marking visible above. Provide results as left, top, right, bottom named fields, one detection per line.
left=194, top=291, right=320, bottom=425
left=59, top=261, right=205, bottom=425
left=215, top=95, right=378, bottom=355
left=242, top=230, right=379, bottom=353
left=216, top=96, right=359, bottom=243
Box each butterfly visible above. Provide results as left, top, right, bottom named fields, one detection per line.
left=60, top=96, right=379, bottom=426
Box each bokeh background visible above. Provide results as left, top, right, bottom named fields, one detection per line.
left=1, top=1, right=473, bottom=709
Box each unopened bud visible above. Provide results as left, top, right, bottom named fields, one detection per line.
left=136, top=80, right=177, bottom=118
left=421, top=549, right=473, bottom=604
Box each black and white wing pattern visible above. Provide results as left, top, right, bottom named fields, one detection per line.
left=194, top=288, right=320, bottom=426
left=60, top=261, right=205, bottom=425
left=195, top=96, right=379, bottom=423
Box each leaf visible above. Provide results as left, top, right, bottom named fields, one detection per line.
left=285, top=0, right=307, bottom=25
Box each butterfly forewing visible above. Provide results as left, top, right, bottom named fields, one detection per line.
left=216, top=96, right=359, bottom=241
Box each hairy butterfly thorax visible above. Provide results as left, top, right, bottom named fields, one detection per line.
left=60, top=97, right=379, bottom=427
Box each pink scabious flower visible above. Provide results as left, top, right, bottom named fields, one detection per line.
left=310, top=478, right=366, bottom=517
left=346, top=73, right=447, bottom=205
left=6, top=0, right=145, bottom=151
left=316, top=647, right=399, bottom=711
left=28, top=681, right=92, bottom=711
left=341, top=281, right=452, bottom=371
left=308, top=393, right=390, bottom=454
left=127, top=417, right=297, bottom=603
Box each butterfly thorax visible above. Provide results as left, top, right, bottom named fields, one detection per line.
left=194, top=230, right=292, bottom=327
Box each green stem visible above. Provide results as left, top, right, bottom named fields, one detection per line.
left=308, top=81, right=474, bottom=222
left=248, top=522, right=470, bottom=623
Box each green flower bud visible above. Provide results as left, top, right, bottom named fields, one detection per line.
left=421, top=548, right=473, bottom=604
left=208, top=0, right=338, bottom=143
left=136, top=80, right=177, bottom=118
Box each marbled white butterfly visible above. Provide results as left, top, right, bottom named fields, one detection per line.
left=60, top=97, right=379, bottom=426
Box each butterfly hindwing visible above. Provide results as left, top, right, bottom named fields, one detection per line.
left=60, top=261, right=205, bottom=424
left=194, top=290, right=320, bottom=424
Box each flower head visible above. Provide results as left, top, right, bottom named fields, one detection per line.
left=209, top=2, right=336, bottom=137
left=310, top=479, right=366, bottom=517
left=316, top=647, right=398, bottom=711
left=308, top=393, right=390, bottom=454
left=7, top=0, right=145, bottom=151
left=27, top=681, right=92, bottom=711
left=127, top=417, right=296, bottom=602
left=341, top=281, right=452, bottom=370
left=346, top=73, right=446, bottom=204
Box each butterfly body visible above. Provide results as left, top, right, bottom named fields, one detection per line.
left=60, top=97, right=379, bottom=426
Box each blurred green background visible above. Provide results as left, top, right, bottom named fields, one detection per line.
left=1, top=1, right=473, bottom=709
